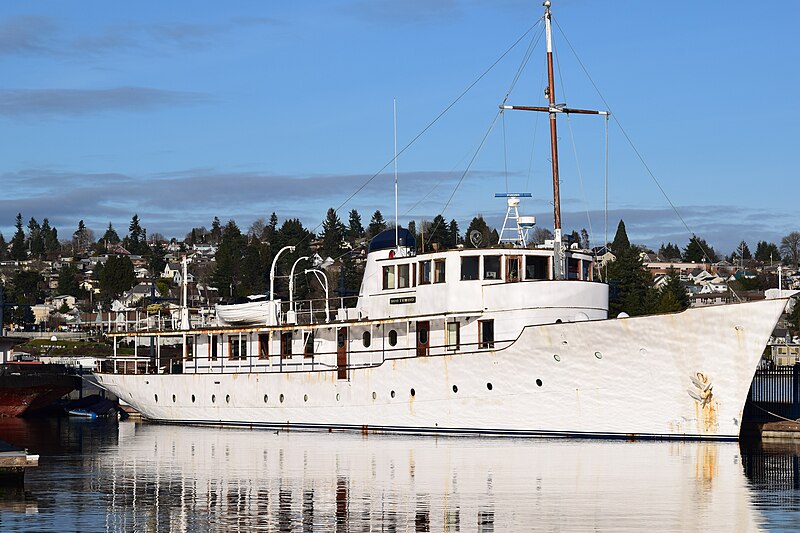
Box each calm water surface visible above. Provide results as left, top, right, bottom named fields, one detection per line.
left=1, top=417, right=799, bottom=532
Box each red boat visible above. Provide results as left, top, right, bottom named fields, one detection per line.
left=0, top=337, right=81, bottom=417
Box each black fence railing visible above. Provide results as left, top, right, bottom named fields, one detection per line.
left=746, top=364, right=800, bottom=421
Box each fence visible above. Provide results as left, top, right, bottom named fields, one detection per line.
left=746, top=364, right=800, bottom=421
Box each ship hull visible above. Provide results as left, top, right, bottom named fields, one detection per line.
left=0, top=365, right=82, bottom=417
left=96, top=299, right=787, bottom=440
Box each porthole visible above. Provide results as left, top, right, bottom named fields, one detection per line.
left=336, top=393, right=340, bottom=401
left=536, top=379, right=543, bottom=387
left=154, top=394, right=158, bottom=402
left=390, top=390, right=396, bottom=398
left=363, top=331, right=371, bottom=348
left=212, top=394, right=216, bottom=403
left=191, top=394, right=196, bottom=403
left=304, top=394, right=309, bottom=402
left=263, top=394, right=268, bottom=403
left=280, top=394, right=285, bottom=403
left=594, top=351, right=603, bottom=360
left=555, top=319, right=563, bottom=324
left=410, top=388, right=416, bottom=397
left=419, top=327, right=428, bottom=344
left=226, top=394, right=230, bottom=404
left=172, top=394, right=176, bottom=403
left=389, top=330, right=398, bottom=346
left=372, top=391, right=377, bottom=400
left=553, top=354, right=561, bottom=362
left=337, top=332, right=345, bottom=348
left=487, top=382, right=493, bottom=390
left=452, top=385, right=458, bottom=393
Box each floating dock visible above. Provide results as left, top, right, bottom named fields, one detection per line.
left=0, top=440, right=38, bottom=484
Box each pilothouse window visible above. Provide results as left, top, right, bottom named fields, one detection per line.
left=398, top=264, right=410, bottom=288
left=483, top=256, right=501, bottom=280
left=419, top=261, right=432, bottom=285
left=461, top=257, right=479, bottom=280
left=525, top=255, right=549, bottom=280
left=434, top=259, right=446, bottom=283
left=382, top=266, right=395, bottom=290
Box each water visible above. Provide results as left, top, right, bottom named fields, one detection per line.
left=1, top=418, right=799, bottom=532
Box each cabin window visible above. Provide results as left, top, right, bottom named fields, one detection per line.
left=229, top=335, right=247, bottom=360
left=362, top=331, right=371, bottom=348
left=388, top=329, right=398, bottom=347
left=419, top=260, right=432, bottom=285
left=397, top=264, right=410, bottom=288
left=210, top=335, right=219, bottom=361
left=281, top=331, right=292, bottom=358
left=582, top=261, right=591, bottom=281
left=382, top=266, right=395, bottom=290
left=479, top=320, right=495, bottom=349
left=434, top=259, right=446, bottom=283
left=258, top=333, right=269, bottom=360
left=506, top=256, right=521, bottom=282
left=525, top=255, right=549, bottom=280
left=483, top=256, right=501, bottom=280
left=304, top=331, right=314, bottom=357
left=446, top=322, right=460, bottom=351
left=568, top=258, right=580, bottom=280
left=461, top=257, right=479, bottom=280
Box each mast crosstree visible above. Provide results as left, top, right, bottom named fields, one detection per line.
left=501, top=0, right=608, bottom=279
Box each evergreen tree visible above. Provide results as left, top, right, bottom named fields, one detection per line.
left=319, top=208, right=346, bottom=259
left=755, top=240, right=781, bottom=263
left=102, top=222, right=120, bottom=245
left=73, top=220, right=90, bottom=255
left=464, top=216, right=492, bottom=248
left=606, top=220, right=653, bottom=317
left=263, top=212, right=279, bottom=243
left=347, top=209, right=364, bottom=243
left=42, top=218, right=59, bottom=257
left=210, top=217, right=222, bottom=244
left=0, top=233, right=7, bottom=260
left=211, top=220, right=247, bottom=298
left=658, top=242, right=681, bottom=260
left=147, top=240, right=168, bottom=276
left=123, top=214, right=147, bottom=255
left=448, top=219, right=461, bottom=248
left=10, top=213, right=26, bottom=260
left=367, top=210, right=387, bottom=239
left=99, top=255, right=135, bottom=301
left=57, top=263, right=84, bottom=297
left=27, top=217, right=44, bottom=259
left=427, top=215, right=449, bottom=251
left=610, top=220, right=630, bottom=253
left=657, top=268, right=689, bottom=313
left=683, top=236, right=716, bottom=263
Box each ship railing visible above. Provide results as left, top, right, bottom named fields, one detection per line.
left=101, top=335, right=516, bottom=375
left=280, top=295, right=362, bottom=326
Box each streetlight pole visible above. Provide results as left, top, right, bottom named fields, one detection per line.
left=269, top=245, right=295, bottom=325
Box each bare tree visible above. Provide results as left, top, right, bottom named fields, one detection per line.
left=780, top=231, right=800, bottom=267
left=248, top=217, right=266, bottom=242
left=528, top=227, right=554, bottom=246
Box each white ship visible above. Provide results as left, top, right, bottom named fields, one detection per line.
left=95, top=2, right=789, bottom=440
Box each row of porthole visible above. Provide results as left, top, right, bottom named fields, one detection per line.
left=153, top=380, right=545, bottom=405
left=552, top=352, right=604, bottom=362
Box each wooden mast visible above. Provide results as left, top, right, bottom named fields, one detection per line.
left=501, top=0, right=608, bottom=280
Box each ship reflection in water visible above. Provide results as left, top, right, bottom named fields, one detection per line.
left=2, top=420, right=800, bottom=531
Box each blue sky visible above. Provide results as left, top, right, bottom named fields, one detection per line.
left=1, top=0, right=797, bottom=255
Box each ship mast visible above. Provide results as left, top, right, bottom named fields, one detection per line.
left=502, top=0, right=608, bottom=280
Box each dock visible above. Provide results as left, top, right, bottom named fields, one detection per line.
left=0, top=440, right=38, bottom=484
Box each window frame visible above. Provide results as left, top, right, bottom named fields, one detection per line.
left=446, top=321, right=460, bottom=351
